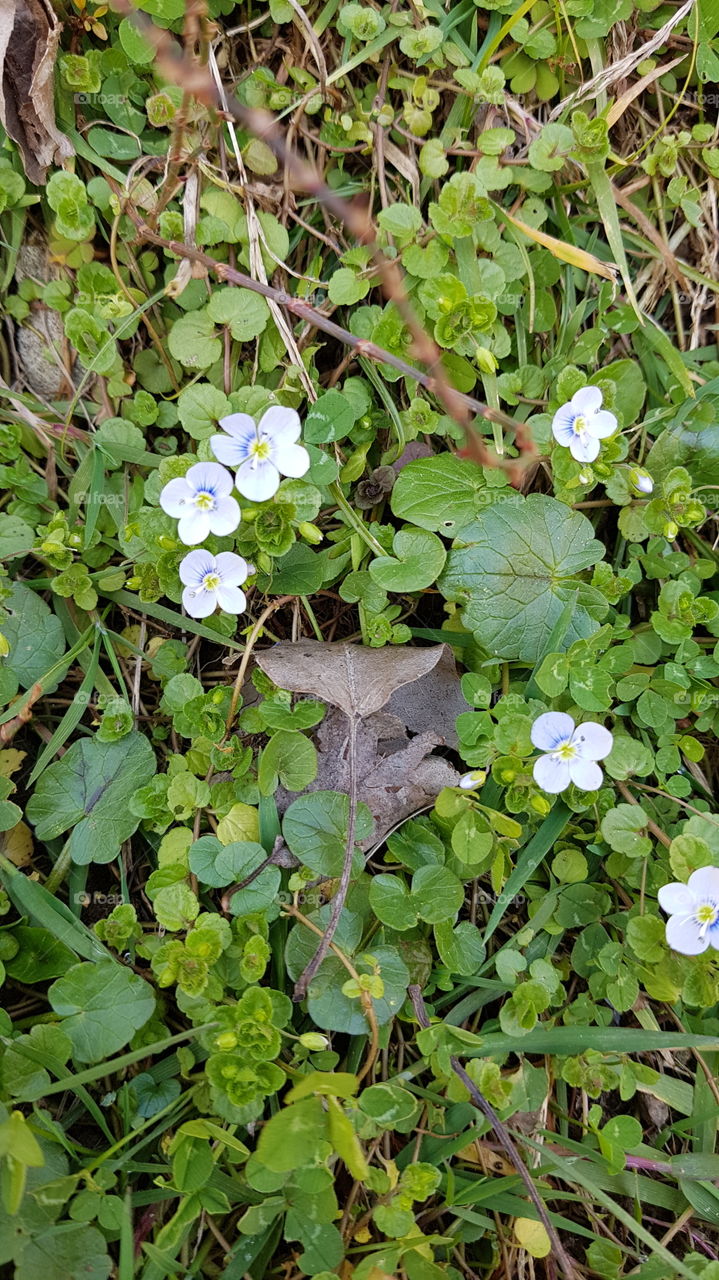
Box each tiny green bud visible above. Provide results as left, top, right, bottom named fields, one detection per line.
left=214, top=1031, right=238, bottom=1051
left=299, top=1032, right=329, bottom=1050
left=475, top=346, right=498, bottom=374
left=298, top=521, right=323, bottom=545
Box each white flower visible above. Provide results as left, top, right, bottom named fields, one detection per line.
left=552, top=387, right=617, bottom=463
left=458, top=770, right=485, bottom=790
left=160, top=462, right=240, bottom=546
left=211, top=405, right=310, bottom=503
left=531, top=711, right=613, bottom=794
left=629, top=468, right=654, bottom=495
left=658, top=867, right=719, bottom=955
left=179, top=550, right=249, bottom=618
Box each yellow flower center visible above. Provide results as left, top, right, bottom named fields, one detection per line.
left=556, top=741, right=577, bottom=760
left=572, top=415, right=587, bottom=435
left=697, top=903, right=717, bottom=925
left=202, top=573, right=221, bottom=592
left=249, top=438, right=271, bottom=464
left=194, top=491, right=215, bottom=511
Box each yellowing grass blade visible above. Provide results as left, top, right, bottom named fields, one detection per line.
left=498, top=205, right=618, bottom=280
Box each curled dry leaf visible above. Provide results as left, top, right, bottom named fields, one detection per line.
left=0, top=0, right=73, bottom=184
left=277, top=705, right=459, bottom=849
left=255, top=639, right=446, bottom=722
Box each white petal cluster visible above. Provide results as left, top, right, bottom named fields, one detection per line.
left=158, top=407, right=310, bottom=617
left=531, top=712, right=613, bottom=794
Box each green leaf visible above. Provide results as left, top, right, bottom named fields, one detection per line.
left=303, top=390, right=358, bottom=444
left=168, top=309, right=222, bottom=369
left=49, top=960, right=155, bottom=1062
left=282, top=791, right=373, bottom=877
left=5, top=927, right=76, bottom=982
left=256, top=1097, right=329, bottom=1172
left=327, top=269, right=370, bottom=306
left=13, top=1224, right=112, bottom=1280
left=600, top=804, right=652, bottom=857
left=368, top=528, right=446, bottom=592
left=2, top=581, right=66, bottom=689
left=259, top=729, right=318, bottom=795
left=369, top=874, right=417, bottom=931
left=26, top=733, right=156, bottom=865
left=0, top=514, right=33, bottom=559
left=434, top=919, right=485, bottom=975
left=411, top=864, right=464, bottom=923
left=439, top=494, right=606, bottom=662
left=177, top=382, right=232, bottom=441
left=206, top=287, right=271, bottom=341
left=390, top=454, right=489, bottom=535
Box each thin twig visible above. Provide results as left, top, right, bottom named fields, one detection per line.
left=293, top=717, right=358, bottom=1001
left=108, top=0, right=536, bottom=473
left=284, top=900, right=379, bottom=1082
left=408, top=984, right=578, bottom=1280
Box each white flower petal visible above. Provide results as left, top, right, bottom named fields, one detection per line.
left=568, top=757, right=603, bottom=791
left=179, top=550, right=216, bottom=587
left=177, top=510, right=211, bottom=546
left=587, top=409, right=617, bottom=440
left=533, top=753, right=571, bottom=794
left=216, top=584, right=247, bottom=614
left=217, top=413, right=257, bottom=442
left=235, top=457, right=281, bottom=502
left=259, top=405, right=301, bottom=444
left=657, top=882, right=696, bottom=916
left=687, top=866, right=719, bottom=901
left=210, top=433, right=251, bottom=469
left=458, top=772, right=482, bottom=790
left=215, top=552, right=249, bottom=586
left=159, top=476, right=193, bottom=518
left=572, top=722, right=613, bottom=761
left=569, top=433, right=600, bottom=463
left=276, top=442, right=310, bottom=479
left=551, top=407, right=577, bottom=447
left=665, top=913, right=709, bottom=956
left=182, top=585, right=217, bottom=618
left=186, top=460, right=234, bottom=497
left=208, top=496, right=241, bottom=537
left=571, top=386, right=603, bottom=414
left=531, top=711, right=575, bottom=751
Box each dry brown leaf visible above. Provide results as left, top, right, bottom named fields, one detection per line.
left=274, top=705, right=459, bottom=849
left=385, top=645, right=470, bottom=748
left=0, top=748, right=26, bottom=777
left=255, top=640, right=446, bottom=721
left=0, top=0, right=73, bottom=184
left=458, top=1140, right=515, bottom=1176
left=0, top=820, right=33, bottom=867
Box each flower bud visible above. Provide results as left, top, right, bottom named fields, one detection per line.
left=299, top=1032, right=329, bottom=1050
left=629, top=467, right=653, bottom=495
left=458, top=770, right=486, bottom=790
left=475, top=346, right=498, bottom=374
left=214, top=1031, right=238, bottom=1051
left=664, top=520, right=679, bottom=540
left=298, top=521, right=323, bottom=545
